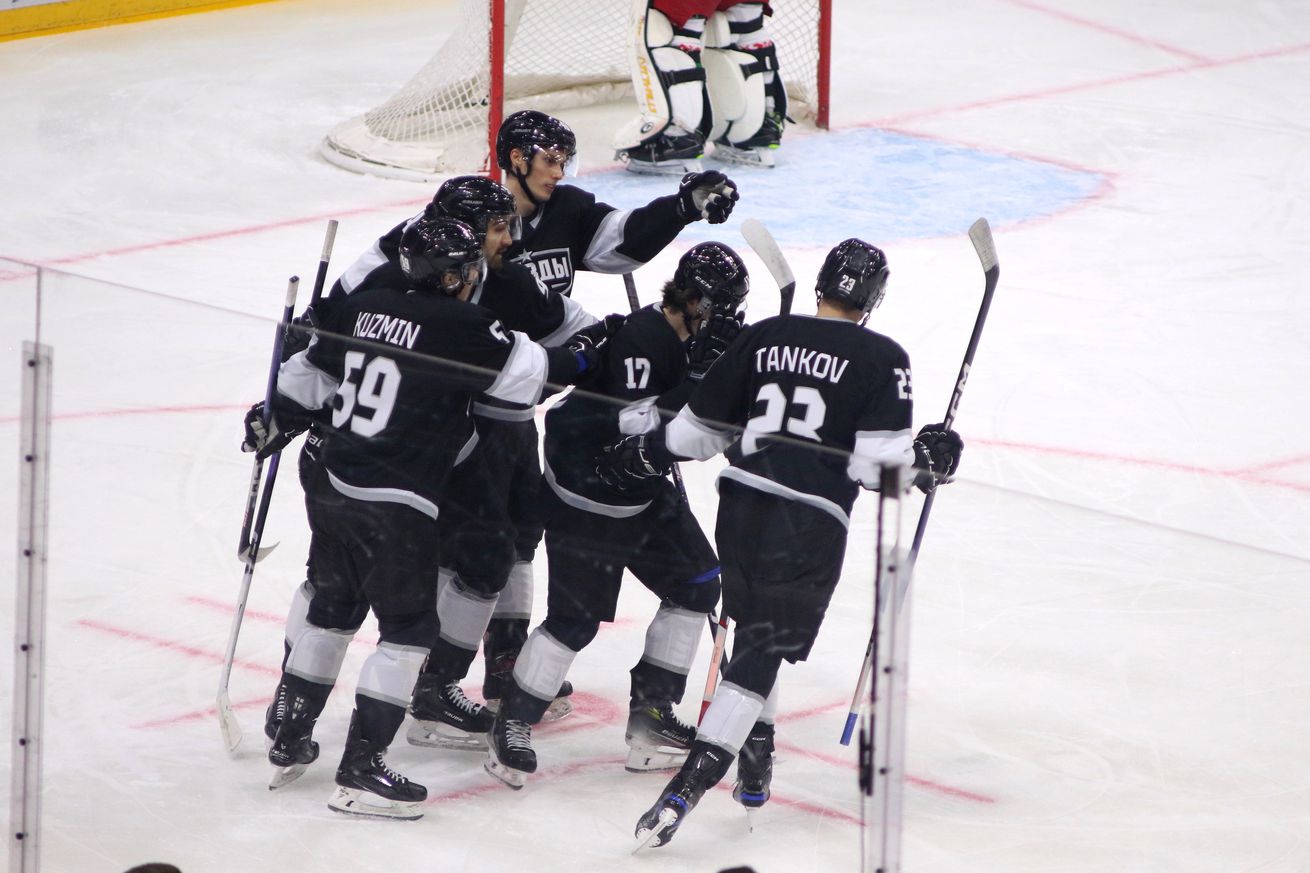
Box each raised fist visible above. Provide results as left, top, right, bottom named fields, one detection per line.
left=677, top=171, right=739, bottom=224
left=565, top=313, right=626, bottom=376
left=911, top=423, right=963, bottom=493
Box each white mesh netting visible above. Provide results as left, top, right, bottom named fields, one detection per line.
left=321, top=0, right=825, bottom=181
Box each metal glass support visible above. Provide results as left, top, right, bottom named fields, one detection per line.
left=10, top=342, right=52, bottom=873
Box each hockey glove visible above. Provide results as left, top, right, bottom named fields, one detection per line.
left=676, top=171, right=739, bottom=224
left=686, top=310, right=744, bottom=381
left=241, top=401, right=297, bottom=460
left=280, top=306, right=319, bottom=362
left=565, top=313, right=626, bottom=376
left=911, top=423, right=963, bottom=493
left=595, top=432, right=675, bottom=491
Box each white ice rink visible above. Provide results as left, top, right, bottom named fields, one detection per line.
left=2, top=1, right=1308, bottom=871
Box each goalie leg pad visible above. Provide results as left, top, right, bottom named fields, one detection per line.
left=615, top=6, right=707, bottom=155
left=702, top=46, right=767, bottom=147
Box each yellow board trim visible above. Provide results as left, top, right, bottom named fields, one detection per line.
left=1, top=0, right=276, bottom=42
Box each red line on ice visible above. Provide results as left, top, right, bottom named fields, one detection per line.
left=999, top=0, right=1212, bottom=62
left=74, top=618, right=278, bottom=675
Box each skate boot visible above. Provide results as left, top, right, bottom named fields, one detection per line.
left=625, top=702, right=695, bottom=772
left=732, top=723, right=775, bottom=829
left=619, top=131, right=705, bottom=176
left=713, top=113, right=783, bottom=168
left=329, top=713, right=427, bottom=820
left=633, top=743, right=734, bottom=851
left=406, top=675, right=492, bottom=751
left=262, top=679, right=287, bottom=745
left=484, top=708, right=537, bottom=790
left=266, top=686, right=320, bottom=790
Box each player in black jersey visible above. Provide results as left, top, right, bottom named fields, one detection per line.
left=482, top=242, right=751, bottom=791
left=601, top=238, right=965, bottom=848
left=261, top=177, right=606, bottom=754
left=494, top=110, right=740, bottom=297
left=241, top=217, right=614, bottom=820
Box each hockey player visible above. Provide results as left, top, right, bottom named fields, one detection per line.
left=593, top=239, right=965, bottom=848
left=615, top=1, right=789, bottom=173
left=483, top=242, right=751, bottom=790
left=262, top=176, right=602, bottom=757
left=495, top=109, right=740, bottom=297
left=241, top=217, right=616, bottom=820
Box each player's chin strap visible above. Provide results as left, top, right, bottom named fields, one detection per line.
left=511, top=149, right=545, bottom=210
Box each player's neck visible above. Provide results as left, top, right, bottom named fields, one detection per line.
left=816, top=300, right=864, bottom=323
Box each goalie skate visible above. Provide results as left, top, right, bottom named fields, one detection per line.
left=618, top=132, right=704, bottom=176
left=711, top=141, right=777, bottom=168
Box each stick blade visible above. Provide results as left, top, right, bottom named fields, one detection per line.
left=740, top=218, right=796, bottom=314
left=968, top=218, right=998, bottom=272
left=217, top=691, right=243, bottom=754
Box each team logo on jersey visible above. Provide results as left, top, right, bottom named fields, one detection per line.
left=514, top=247, right=575, bottom=296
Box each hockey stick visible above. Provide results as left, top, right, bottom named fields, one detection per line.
left=219, top=275, right=301, bottom=753
left=839, top=217, right=999, bottom=746
left=740, top=218, right=796, bottom=315
left=237, top=219, right=338, bottom=561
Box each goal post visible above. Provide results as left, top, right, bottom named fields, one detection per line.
left=321, top=0, right=832, bottom=182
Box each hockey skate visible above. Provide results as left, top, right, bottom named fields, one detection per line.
left=484, top=709, right=537, bottom=790
left=732, top=724, right=775, bottom=830
left=619, top=131, right=705, bottom=176
left=265, top=686, right=320, bottom=791
left=633, top=744, right=732, bottom=851
left=406, top=676, right=492, bottom=751
left=329, top=714, right=427, bottom=820
left=712, top=114, right=783, bottom=169
left=625, top=702, right=695, bottom=772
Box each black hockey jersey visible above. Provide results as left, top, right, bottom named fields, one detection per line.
left=330, top=213, right=593, bottom=344
left=665, top=314, right=916, bottom=528
left=273, top=285, right=552, bottom=520
left=506, top=185, right=690, bottom=296
left=544, top=303, right=692, bottom=514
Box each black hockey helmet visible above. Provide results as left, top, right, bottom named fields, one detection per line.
left=816, top=238, right=890, bottom=322
left=674, top=242, right=750, bottom=315
left=427, top=175, right=521, bottom=241
left=495, top=110, right=577, bottom=172
left=398, top=216, right=485, bottom=295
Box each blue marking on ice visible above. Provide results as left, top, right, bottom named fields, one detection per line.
left=580, top=127, right=1105, bottom=247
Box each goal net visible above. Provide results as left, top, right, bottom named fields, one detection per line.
left=321, top=0, right=831, bottom=181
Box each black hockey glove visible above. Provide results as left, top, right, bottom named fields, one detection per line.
left=595, top=432, right=675, bottom=491
left=686, top=310, right=744, bottom=381
left=911, top=423, right=963, bottom=494
left=676, top=171, right=739, bottom=224
left=280, top=306, right=319, bottom=362
left=565, top=313, right=626, bottom=377
left=241, top=401, right=298, bottom=460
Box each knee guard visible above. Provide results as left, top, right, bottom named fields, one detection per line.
left=614, top=4, right=707, bottom=150
left=512, top=626, right=581, bottom=704
left=435, top=574, right=497, bottom=652
left=639, top=603, right=705, bottom=676
left=702, top=5, right=785, bottom=146
left=492, top=561, right=534, bottom=621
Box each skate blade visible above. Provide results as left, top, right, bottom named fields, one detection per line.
left=620, top=153, right=703, bottom=176
left=632, top=807, right=680, bottom=853
left=624, top=745, right=690, bottom=773
left=406, top=718, right=488, bottom=751
left=542, top=695, right=574, bottom=723
left=483, top=757, right=529, bottom=790
left=712, top=143, right=777, bottom=168
left=327, top=786, right=423, bottom=821
left=268, top=763, right=308, bottom=790
left=745, top=807, right=757, bottom=833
